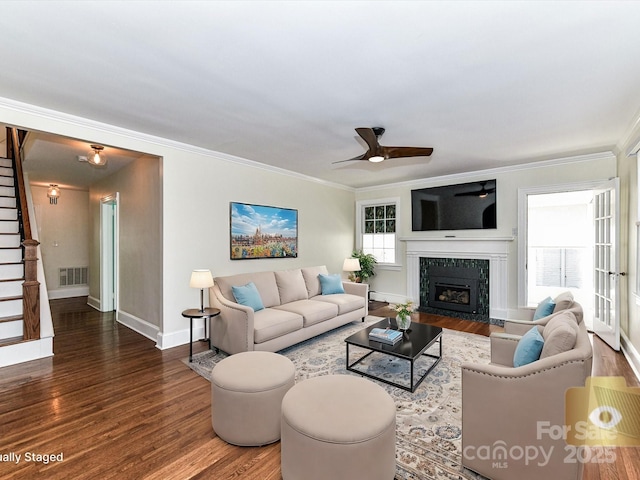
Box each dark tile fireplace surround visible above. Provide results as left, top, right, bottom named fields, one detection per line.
left=419, top=257, right=492, bottom=324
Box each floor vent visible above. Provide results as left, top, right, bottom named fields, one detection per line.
left=59, top=267, right=89, bottom=287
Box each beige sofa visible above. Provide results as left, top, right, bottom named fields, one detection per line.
left=461, top=302, right=593, bottom=480
left=209, top=266, right=368, bottom=354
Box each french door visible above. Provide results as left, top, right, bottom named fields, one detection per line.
left=593, top=178, right=621, bottom=351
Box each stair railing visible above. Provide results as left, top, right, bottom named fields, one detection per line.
left=7, top=127, right=40, bottom=340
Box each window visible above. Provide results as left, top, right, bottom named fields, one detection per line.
left=357, top=199, right=399, bottom=266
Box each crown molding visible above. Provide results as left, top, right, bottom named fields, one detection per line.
left=355, top=151, right=616, bottom=193
left=0, top=96, right=354, bottom=192
left=618, top=106, right=640, bottom=156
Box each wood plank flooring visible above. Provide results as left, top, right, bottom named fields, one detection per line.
left=0, top=297, right=637, bottom=479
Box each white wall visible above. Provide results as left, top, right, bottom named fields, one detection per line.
left=618, top=120, right=640, bottom=375
left=89, top=155, right=162, bottom=332
left=0, top=99, right=355, bottom=350
left=30, top=185, right=90, bottom=299
left=355, top=153, right=617, bottom=318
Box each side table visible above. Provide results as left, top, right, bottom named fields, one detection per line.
left=182, top=307, right=221, bottom=362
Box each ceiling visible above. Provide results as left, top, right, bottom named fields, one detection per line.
left=2, top=1, right=640, bottom=189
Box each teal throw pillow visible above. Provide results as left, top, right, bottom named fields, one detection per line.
left=533, top=296, right=555, bottom=320
left=513, top=326, right=545, bottom=367
left=231, top=282, right=264, bottom=311
left=318, top=273, right=345, bottom=295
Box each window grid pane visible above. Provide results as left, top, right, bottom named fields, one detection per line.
left=362, top=202, right=396, bottom=264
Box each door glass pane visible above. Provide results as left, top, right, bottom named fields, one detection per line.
left=527, top=190, right=594, bottom=328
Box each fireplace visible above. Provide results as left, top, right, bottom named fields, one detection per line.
left=404, top=237, right=513, bottom=324
left=428, top=265, right=479, bottom=314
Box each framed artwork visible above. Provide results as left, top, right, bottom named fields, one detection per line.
left=230, top=202, right=298, bottom=260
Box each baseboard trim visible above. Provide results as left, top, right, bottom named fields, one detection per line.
left=621, top=331, right=640, bottom=383
left=87, top=296, right=101, bottom=311
left=48, top=286, right=90, bottom=300
left=116, top=310, right=159, bottom=344
left=156, top=318, right=208, bottom=351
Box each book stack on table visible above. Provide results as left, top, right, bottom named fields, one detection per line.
left=369, top=327, right=402, bottom=345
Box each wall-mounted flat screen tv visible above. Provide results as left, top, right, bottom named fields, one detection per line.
left=411, top=180, right=497, bottom=231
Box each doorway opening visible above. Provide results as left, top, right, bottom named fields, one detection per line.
left=100, top=193, right=119, bottom=312
left=525, top=190, right=594, bottom=329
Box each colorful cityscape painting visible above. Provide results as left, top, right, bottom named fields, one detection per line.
left=230, top=202, right=298, bottom=260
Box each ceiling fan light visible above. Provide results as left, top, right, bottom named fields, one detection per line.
left=369, top=155, right=385, bottom=163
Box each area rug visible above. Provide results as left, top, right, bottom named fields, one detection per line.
left=187, top=317, right=490, bottom=480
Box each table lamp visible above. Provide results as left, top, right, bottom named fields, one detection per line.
left=343, top=258, right=361, bottom=282
left=190, top=269, right=214, bottom=312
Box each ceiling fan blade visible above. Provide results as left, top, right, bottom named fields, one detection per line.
left=332, top=152, right=368, bottom=164
left=454, top=188, right=495, bottom=197
left=355, top=128, right=380, bottom=153
left=382, top=146, right=433, bottom=159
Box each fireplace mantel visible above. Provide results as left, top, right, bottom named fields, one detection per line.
left=401, top=237, right=514, bottom=320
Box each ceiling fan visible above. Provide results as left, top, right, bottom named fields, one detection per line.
left=334, top=127, right=434, bottom=164
left=454, top=181, right=496, bottom=198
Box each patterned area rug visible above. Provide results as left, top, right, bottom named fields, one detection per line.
left=187, top=317, right=490, bottom=480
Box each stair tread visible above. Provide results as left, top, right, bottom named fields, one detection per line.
left=0, top=314, right=22, bottom=323
left=0, top=261, right=23, bottom=265
left=0, top=295, right=22, bottom=302
left=0, top=337, right=26, bottom=347
left=0, top=277, right=24, bottom=282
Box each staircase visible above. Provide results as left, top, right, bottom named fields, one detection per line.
left=0, top=127, right=52, bottom=367
left=0, top=156, right=24, bottom=346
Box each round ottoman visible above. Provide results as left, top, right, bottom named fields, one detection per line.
left=281, top=375, right=396, bottom=480
left=211, top=351, right=295, bottom=446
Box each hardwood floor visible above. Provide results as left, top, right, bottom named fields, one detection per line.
left=0, top=297, right=637, bottom=479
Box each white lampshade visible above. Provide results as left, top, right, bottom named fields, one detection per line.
left=343, top=258, right=361, bottom=272
left=190, top=269, right=214, bottom=288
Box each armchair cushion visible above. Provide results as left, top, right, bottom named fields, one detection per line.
left=552, top=291, right=575, bottom=312
left=533, top=296, right=555, bottom=320
left=232, top=282, right=265, bottom=312
left=513, top=326, right=545, bottom=367
left=540, top=312, right=578, bottom=359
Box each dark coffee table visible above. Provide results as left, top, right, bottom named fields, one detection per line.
left=345, top=318, right=442, bottom=392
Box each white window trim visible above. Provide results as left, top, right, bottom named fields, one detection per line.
left=356, top=197, right=402, bottom=269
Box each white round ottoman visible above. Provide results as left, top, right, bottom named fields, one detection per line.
left=211, top=351, right=295, bottom=446
left=281, top=375, right=396, bottom=480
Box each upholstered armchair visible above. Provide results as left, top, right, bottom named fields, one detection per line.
left=461, top=305, right=593, bottom=480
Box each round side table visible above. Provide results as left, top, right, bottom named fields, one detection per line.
left=182, top=307, right=221, bottom=362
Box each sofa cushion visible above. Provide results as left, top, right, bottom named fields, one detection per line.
left=540, top=312, right=578, bottom=359
left=253, top=308, right=303, bottom=344
left=275, top=269, right=309, bottom=304
left=215, top=271, right=281, bottom=307
left=513, top=326, right=545, bottom=367
left=274, top=300, right=339, bottom=327
left=301, top=266, right=329, bottom=297
left=314, top=293, right=365, bottom=315
left=318, top=273, right=345, bottom=295
left=552, top=291, right=575, bottom=313
left=533, top=296, right=555, bottom=320
left=231, top=282, right=265, bottom=312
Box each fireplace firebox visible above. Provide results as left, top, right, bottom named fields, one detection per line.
left=427, top=266, right=480, bottom=314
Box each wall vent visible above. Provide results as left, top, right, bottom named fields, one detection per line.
left=59, top=267, right=88, bottom=287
